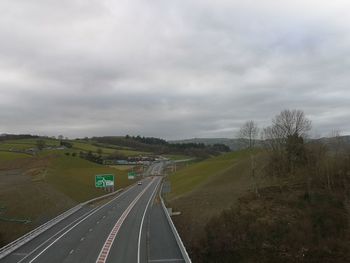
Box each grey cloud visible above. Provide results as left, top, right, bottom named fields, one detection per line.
left=1, top=0, right=350, bottom=139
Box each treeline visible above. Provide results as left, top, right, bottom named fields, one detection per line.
left=0, top=134, right=38, bottom=141
left=91, top=136, right=230, bottom=157
left=194, top=109, right=350, bottom=262
left=125, top=135, right=168, bottom=145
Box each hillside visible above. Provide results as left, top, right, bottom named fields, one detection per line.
left=0, top=137, right=143, bottom=246
left=166, top=150, right=271, bottom=256
left=166, top=139, right=350, bottom=262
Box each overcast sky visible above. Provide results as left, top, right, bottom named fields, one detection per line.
left=0, top=0, right=350, bottom=139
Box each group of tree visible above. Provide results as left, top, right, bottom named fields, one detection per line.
left=60, top=140, right=72, bottom=148
left=79, top=151, right=103, bottom=164
left=194, top=109, right=350, bottom=262
left=91, top=135, right=230, bottom=158
left=0, top=134, right=38, bottom=141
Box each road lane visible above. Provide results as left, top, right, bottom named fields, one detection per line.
left=104, top=177, right=162, bottom=263
left=148, top=199, right=184, bottom=263
left=2, top=177, right=154, bottom=263
left=2, top=162, right=188, bottom=263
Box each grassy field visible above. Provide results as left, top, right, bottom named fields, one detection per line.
left=163, top=154, right=192, bottom=160
left=46, top=153, right=135, bottom=202
left=0, top=144, right=139, bottom=245
left=0, top=138, right=151, bottom=158
left=0, top=151, right=32, bottom=161
left=167, top=150, right=252, bottom=200
left=166, top=149, right=271, bottom=253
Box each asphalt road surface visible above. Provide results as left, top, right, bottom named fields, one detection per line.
left=2, top=175, right=184, bottom=263
left=144, top=162, right=165, bottom=176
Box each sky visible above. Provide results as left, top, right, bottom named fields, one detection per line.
left=0, top=0, right=350, bottom=140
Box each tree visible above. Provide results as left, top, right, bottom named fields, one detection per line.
left=36, top=140, right=46, bottom=150
left=238, top=120, right=260, bottom=195
left=238, top=120, right=259, bottom=149
left=262, top=109, right=311, bottom=177
left=97, top=148, right=103, bottom=156
left=272, top=109, right=311, bottom=139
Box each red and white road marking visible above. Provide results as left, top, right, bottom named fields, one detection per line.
left=96, top=178, right=156, bottom=263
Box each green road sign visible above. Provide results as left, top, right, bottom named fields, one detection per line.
left=95, top=174, right=114, bottom=188
left=128, top=171, right=136, bottom=180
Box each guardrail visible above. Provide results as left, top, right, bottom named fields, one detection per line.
left=82, top=188, right=123, bottom=205
left=0, top=188, right=124, bottom=260
left=159, top=183, right=192, bottom=263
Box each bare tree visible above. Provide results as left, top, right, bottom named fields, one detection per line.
left=262, top=109, right=312, bottom=195
left=238, top=120, right=260, bottom=195
left=239, top=120, right=259, bottom=149
left=272, top=109, right=311, bottom=139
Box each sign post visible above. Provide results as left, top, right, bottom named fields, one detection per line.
left=128, top=171, right=136, bottom=180
left=95, top=174, right=115, bottom=192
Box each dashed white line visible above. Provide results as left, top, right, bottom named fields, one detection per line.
left=137, top=178, right=161, bottom=263
left=95, top=178, right=156, bottom=263
left=25, top=185, right=137, bottom=263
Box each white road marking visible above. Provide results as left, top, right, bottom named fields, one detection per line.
left=69, top=249, right=74, bottom=255
left=16, top=207, right=100, bottom=263
left=148, top=259, right=185, bottom=262
left=23, top=184, right=138, bottom=263
left=137, top=178, right=161, bottom=263
left=95, top=178, right=156, bottom=263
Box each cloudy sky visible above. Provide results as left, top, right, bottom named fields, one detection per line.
left=0, top=0, right=350, bottom=139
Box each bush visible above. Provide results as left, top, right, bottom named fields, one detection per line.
left=196, top=187, right=350, bottom=263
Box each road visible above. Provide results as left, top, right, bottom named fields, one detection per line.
left=1, top=173, right=185, bottom=263
left=144, top=162, right=165, bottom=176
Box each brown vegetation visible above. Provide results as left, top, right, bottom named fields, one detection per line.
left=174, top=109, right=350, bottom=262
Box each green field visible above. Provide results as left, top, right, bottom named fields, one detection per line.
left=47, top=153, right=135, bottom=202
left=167, top=150, right=271, bottom=252
left=0, top=138, right=143, bottom=245
left=162, top=154, right=192, bottom=160
left=0, top=151, right=32, bottom=161
left=0, top=138, right=150, bottom=157
left=168, top=150, right=252, bottom=200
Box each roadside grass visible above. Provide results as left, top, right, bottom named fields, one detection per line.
left=46, top=153, right=135, bottom=202
left=168, top=150, right=252, bottom=200
left=108, top=165, right=135, bottom=170
left=0, top=151, right=32, bottom=161
left=0, top=156, right=76, bottom=246
left=162, top=154, right=192, bottom=160
left=0, top=150, right=138, bottom=245
left=0, top=137, right=152, bottom=244
left=167, top=149, right=272, bottom=253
